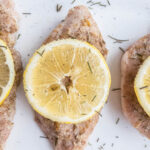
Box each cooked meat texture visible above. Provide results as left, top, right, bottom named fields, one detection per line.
left=121, top=34, right=150, bottom=138
left=35, top=5, right=107, bottom=150
left=0, top=0, right=22, bottom=149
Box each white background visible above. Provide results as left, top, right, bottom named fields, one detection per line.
left=5, top=0, right=150, bottom=150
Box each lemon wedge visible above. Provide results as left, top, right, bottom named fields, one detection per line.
left=134, top=56, right=150, bottom=116
left=0, top=39, right=15, bottom=105
left=24, top=39, right=111, bottom=123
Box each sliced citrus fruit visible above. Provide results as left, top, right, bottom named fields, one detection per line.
left=23, top=39, right=111, bottom=123
left=0, top=39, right=15, bottom=105
left=134, top=56, right=150, bottom=116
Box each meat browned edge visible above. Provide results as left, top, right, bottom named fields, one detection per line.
left=121, top=34, right=150, bottom=138
left=0, top=0, right=22, bottom=149
left=35, top=5, right=108, bottom=150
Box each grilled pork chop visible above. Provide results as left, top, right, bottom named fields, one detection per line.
left=121, top=34, right=150, bottom=138
left=35, top=5, right=108, bottom=150
left=0, top=0, right=22, bottom=149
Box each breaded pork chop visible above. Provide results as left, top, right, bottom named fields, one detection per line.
left=121, top=34, right=150, bottom=138
left=0, top=0, right=22, bottom=149
left=35, top=5, right=108, bottom=150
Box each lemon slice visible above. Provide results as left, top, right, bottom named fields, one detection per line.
left=0, top=39, right=15, bottom=105
left=134, top=56, right=150, bottom=116
left=24, top=39, right=111, bottom=123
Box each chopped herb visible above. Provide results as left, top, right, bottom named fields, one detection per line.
left=90, top=2, right=106, bottom=7
left=0, top=45, right=7, bottom=49
left=95, top=111, right=102, bottom=117
left=22, top=12, right=31, bottom=15
left=40, top=136, right=48, bottom=139
left=24, top=89, right=28, bottom=92
left=98, top=145, right=104, bottom=150
left=56, top=4, right=62, bottom=12
left=81, top=113, right=87, bottom=115
left=106, top=0, right=110, bottom=5
left=55, top=137, right=58, bottom=146
left=115, top=136, right=119, bottom=138
left=88, top=6, right=93, bottom=10
left=139, top=85, right=148, bottom=90
left=111, top=143, right=114, bottom=147
left=144, top=144, right=147, bottom=148
left=17, top=34, right=21, bottom=40
left=96, top=137, right=100, bottom=142
left=71, top=0, right=76, bottom=4
left=108, top=35, right=129, bottom=43
left=88, top=142, right=92, bottom=146
left=36, top=49, right=45, bottom=57
left=87, top=61, right=93, bottom=73
left=112, top=88, right=121, bottom=91
left=87, top=0, right=92, bottom=3
left=91, top=95, right=96, bottom=102
left=137, top=53, right=142, bottom=57
left=119, top=47, right=125, bottom=53
left=27, top=54, right=30, bottom=57
left=116, top=117, right=120, bottom=124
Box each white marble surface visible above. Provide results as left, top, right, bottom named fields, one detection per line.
left=5, top=0, right=150, bottom=150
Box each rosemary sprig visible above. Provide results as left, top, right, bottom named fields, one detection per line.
left=87, top=61, right=93, bottom=73
left=81, top=113, right=87, bottom=115
left=91, top=95, right=96, bottom=102
left=106, top=0, right=110, bottom=5
left=108, top=35, right=129, bottom=43
left=90, top=2, right=106, bottom=7
left=0, top=45, right=7, bottom=49
left=36, top=50, right=45, bottom=57
left=87, top=0, right=92, bottom=3
left=116, top=117, right=120, bottom=124
left=139, top=85, right=148, bottom=90
left=22, top=12, right=32, bottom=15
left=40, top=136, right=48, bottom=139
left=88, top=142, right=92, bottom=146
left=17, top=34, right=21, bottom=40
left=112, top=88, right=121, bottom=91
left=119, top=47, right=125, bottom=53
left=56, top=4, right=62, bottom=12
left=95, top=111, right=102, bottom=117
left=71, top=0, right=76, bottom=4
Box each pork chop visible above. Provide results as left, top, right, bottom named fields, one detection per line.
left=35, top=5, right=108, bottom=150
left=121, top=34, right=150, bottom=138
left=0, top=0, right=22, bottom=149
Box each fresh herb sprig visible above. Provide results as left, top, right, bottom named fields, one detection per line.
left=108, top=35, right=129, bottom=43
